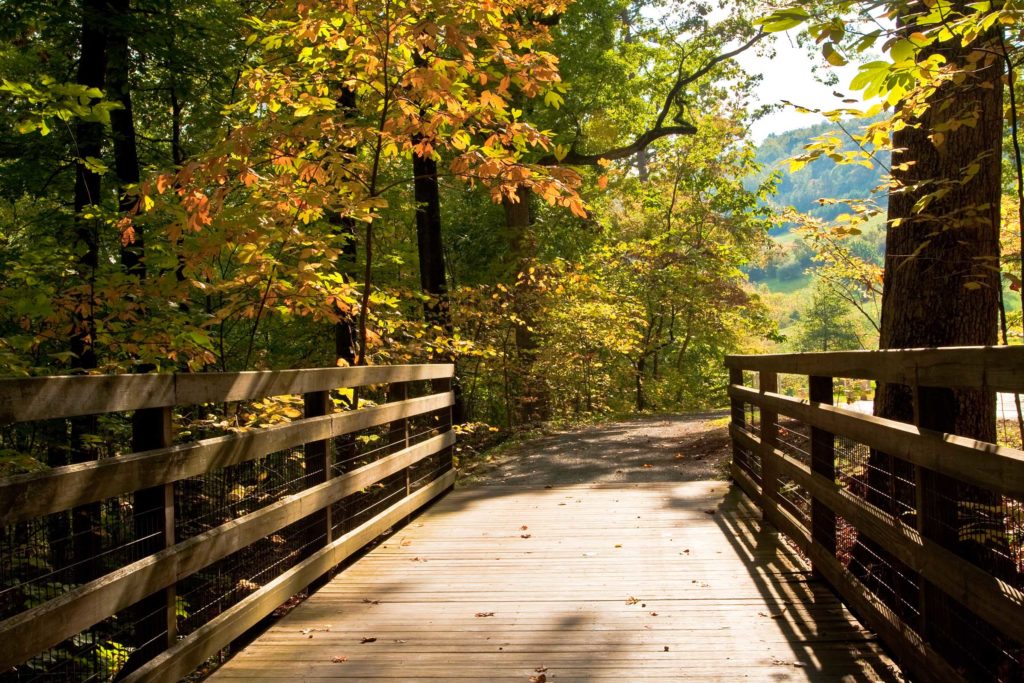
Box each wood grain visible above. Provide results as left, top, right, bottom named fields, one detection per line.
left=0, top=364, right=454, bottom=424
left=0, top=392, right=454, bottom=524
left=725, top=345, right=1024, bottom=391
left=206, top=482, right=897, bottom=682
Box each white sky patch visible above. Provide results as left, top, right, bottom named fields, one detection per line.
left=737, top=31, right=866, bottom=142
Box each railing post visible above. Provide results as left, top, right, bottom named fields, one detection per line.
left=120, top=406, right=176, bottom=677
left=386, top=382, right=411, bottom=497
left=809, top=375, right=837, bottom=567
left=728, top=367, right=744, bottom=474
left=759, top=371, right=779, bottom=516
left=433, top=373, right=455, bottom=476
left=303, top=389, right=333, bottom=589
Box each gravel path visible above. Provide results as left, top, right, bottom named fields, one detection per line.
left=458, top=412, right=732, bottom=488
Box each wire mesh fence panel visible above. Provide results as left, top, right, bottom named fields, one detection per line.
left=733, top=442, right=760, bottom=484
left=0, top=364, right=456, bottom=682
left=726, top=348, right=1024, bottom=683
left=776, top=417, right=810, bottom=465
left=775, top=474, right=811, bottom=526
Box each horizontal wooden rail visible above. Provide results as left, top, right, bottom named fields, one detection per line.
left=729, top=384, right=1024, bottom=498
left=0, top=364, right=453, bottom=424
left=0, top=432, right=454, bottom=670
left=0, top=392, right=454, bottom=525
left=726, top=345, right=1024, bottom=392
left=124, top=469, right=455, bottom=683
left=0, top=363, right=457, bottom=680
left=732, top=424, right=1024, bottom=648
left=726, top=348, right=1024, bottom=683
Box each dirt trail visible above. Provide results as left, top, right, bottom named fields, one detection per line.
left=458, top=412, right=732, bottom=487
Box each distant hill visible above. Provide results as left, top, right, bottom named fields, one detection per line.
left=753, top=118, right=889, bottom=224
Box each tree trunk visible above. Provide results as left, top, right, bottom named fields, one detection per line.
left=412, top=145, right=465, bottom=423
left=68, top=0, right=109, bottom=586
left=503, top=186, right=549, bottom=423
left=107, top=0, right=142, bottom=276
left=861, top=13, right=1008, bottom=668
left=635, top=358, right=646, bottom=412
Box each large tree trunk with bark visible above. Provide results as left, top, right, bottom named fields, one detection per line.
left=861, top=11, right=1008, bottom=668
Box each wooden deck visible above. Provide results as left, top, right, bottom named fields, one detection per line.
left=210, top=481, right=898, bottom=681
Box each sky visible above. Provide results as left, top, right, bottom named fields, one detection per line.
left=736, top=32, right=866, bottom=142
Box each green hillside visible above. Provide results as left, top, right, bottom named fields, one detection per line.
left=754, top=118, right=889, bottom=224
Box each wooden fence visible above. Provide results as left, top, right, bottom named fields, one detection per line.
left=726, top=347, right=1024, bottom=682
left=0, top=364, right=456, bottom=682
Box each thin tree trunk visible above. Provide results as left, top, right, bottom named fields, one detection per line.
left=412, top=144, right=465, bottom=422
left=67, top=0, right=109, bottom=586
left=107, top=0, right=142, bottom=276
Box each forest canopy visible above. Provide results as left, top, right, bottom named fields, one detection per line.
left=0, top=0, right=780, bottom=428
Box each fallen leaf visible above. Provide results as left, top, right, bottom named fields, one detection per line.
left=331, top=656, right=348, bottom=663
left=400, top=538, right=412, bottom=547
left=535, top=666, right=548, bottom=673
left=362, top=598, right=380, bottom=605
left=476, top=612, right=496, bottom=617
left=360, top=637, right=377, bottom=644
left=529, top=675, right=547, bottom=683
left=614, top=544, right=622, bottom=548
left=625, top=596, right=640, bottom=605
left=520, top=525, right=529, bottom=530
left=520, top=534, right=532, bottom=538
left=674, top=454, right=685, bottom=460
left=642, top=463, right=653, bottom=468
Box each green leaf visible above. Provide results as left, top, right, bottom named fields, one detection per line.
left=755, top=8, right=810, bottom=33
left=822, top=43, right=848, bottom=66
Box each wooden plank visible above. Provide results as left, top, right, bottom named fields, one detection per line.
left=808, top=376, right=836, bottom=561
left=123, top=469, right=456, bottom=683
left=0, top=433, right=454, bottom=671
left=733, top=424, right=1024, bottom=650
left=758, top=372, right=779, bottom=517
left=0, top=364, right=454, bottom=425
left=725, top=346, right=1024, bottom=392
left=205, top=482, right=895, bottom=683
left=121, top=406, right=177, bottom=676
left=729, top=384, right=1024, bottom=498
left=0, top=392, right=455, bottom=524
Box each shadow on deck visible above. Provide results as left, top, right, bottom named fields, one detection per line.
left=210, top=478, right=900, bottom=681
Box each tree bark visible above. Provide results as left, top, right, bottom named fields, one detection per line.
left=412, top=145, right=465, bottom=422
left=68, top=0, right=110, bottom=586
left=861, top=11, right=1008, bottom=667
left=502, top=186, right=549, bottom=423
left=106, top=0, right=143, bottom=276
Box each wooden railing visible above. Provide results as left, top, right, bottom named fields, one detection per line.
left=0, top=364, right=455, bottom=681
left=726, top=347, right=1024, bottom=682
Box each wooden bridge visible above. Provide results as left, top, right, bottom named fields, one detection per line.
left=0, top=348, right=1022, bottom=681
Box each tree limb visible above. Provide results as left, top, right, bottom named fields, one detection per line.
left=539, top=30, right=766, bottom=167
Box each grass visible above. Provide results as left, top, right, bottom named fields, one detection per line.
left=758, top=272, right=813, bottom=295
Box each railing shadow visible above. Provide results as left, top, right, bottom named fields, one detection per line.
left=696, top=484, right=901, bottom=682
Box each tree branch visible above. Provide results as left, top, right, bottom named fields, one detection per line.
left=539, top=31, right=766, bottom=167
